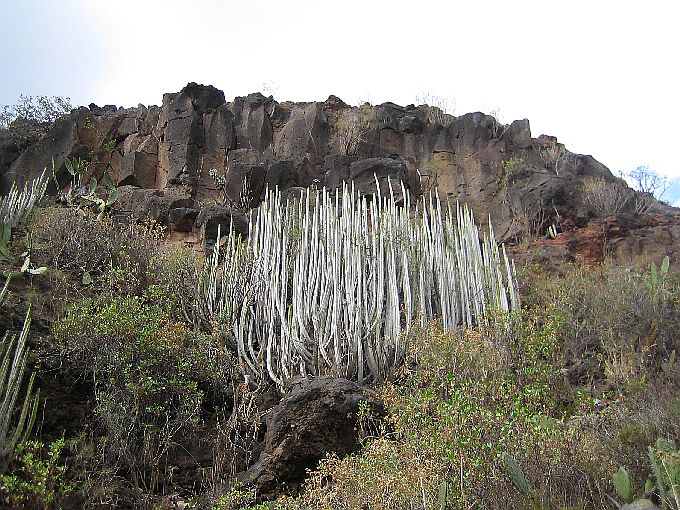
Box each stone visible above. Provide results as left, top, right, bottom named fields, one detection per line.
left=265, top=160, right=298, bottom=192
left=195, top=204, right=249, bottom=253
left=119, top=135, right=159, bottom=188
left=503, top=118, right=532, bottom=149
left=115, top=185, right=193, bottom=226
left=156, top=82, right=228, bottom=191
left=168, top=207, right=199, bottom=232
left=349, top=157, right=408, bottom=197
left=237, top=377, right=384, bottom=498
left=620, top=500, right=659, bottom=510
left=229, top=93, right=274, bottom=152
left=273, top=102, right=329, bottom=167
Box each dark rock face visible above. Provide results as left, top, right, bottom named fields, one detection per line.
left=195, top=204, right=249, bottom=252
left=238, top=377, right=384, bottom=498
left=116, top=185, right=193, bottom=225
left=1, top=81, right=678, bottom=259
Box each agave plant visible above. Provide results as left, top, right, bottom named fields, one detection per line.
left=0, top=277, right=40, bottom=474
left=198, top=181, right=519, bottom=387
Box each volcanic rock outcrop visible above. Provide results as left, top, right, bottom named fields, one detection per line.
left=1, top=82, right=678, bottom=260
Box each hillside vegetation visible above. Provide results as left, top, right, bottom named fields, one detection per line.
left=0, top=115, right=679, bottom=509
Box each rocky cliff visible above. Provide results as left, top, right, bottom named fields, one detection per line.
left=1, top=82, right=677, bottom=260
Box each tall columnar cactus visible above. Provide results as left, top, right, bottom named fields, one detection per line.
left=1, top=277, right=40, bottom=474
left=0, top=168, right=49, bottom=227
left=198, top=181, right=519, bottom=386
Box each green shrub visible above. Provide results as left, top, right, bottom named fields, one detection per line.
left=522, top=262, right=680, bottom=394
left=0, top=439, right=72, bottom=509
left=294, top=310, right=572, bottom=509
left=52, top=288, right=235, bottom=505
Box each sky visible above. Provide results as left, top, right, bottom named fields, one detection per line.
left=1, top=0, right=679, bottom=204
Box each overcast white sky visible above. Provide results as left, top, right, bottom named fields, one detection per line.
left=1, top=0, right=678, bottom=201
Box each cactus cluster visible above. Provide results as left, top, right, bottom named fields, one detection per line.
left=0, top=278, right=40, bottom=474
left=198, top=181, right=519, bottom=386
left=0, top=169, right=49, bottom=229
left=612, top=439, right=680, bottom=509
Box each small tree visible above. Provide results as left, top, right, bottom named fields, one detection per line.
left=620, top=166, right=671, bottom=199
left=582, top=176, right=631, bottom=217
left=0, top=95, right=72, bottom=145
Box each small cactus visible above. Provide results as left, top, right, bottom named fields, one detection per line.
left=503, top=453, right=541, bottom=509
left=613, top=466, right=634, bottom=503
left=0, top=277, right=40, bottom=474
left=649, top=439, right=680, bottom=509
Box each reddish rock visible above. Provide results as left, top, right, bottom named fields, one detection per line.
left=518, top=213, right=680, bottom=265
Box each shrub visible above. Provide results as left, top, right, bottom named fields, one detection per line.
left=522, top=261, right=680, bottom=393
left=52, top=288, right=235, bottom=506
left=535, top=140, right=569, bottom=175
left=0, top=439, right=72, bottom=509
left=29, top=207, right=168, bottom=293
left=280, top=259, right=680, bottom=509
left=293, top=310, right=575, bottom=509
left=581, top=176, right=632, bottom=216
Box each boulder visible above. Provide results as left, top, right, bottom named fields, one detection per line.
left=502, top=119, right=532, bottom=149
left=238, top=377, right=384, bottom=498
left=195, top=204, right=249, bottom=253
left=273, top=102, right=329, bottom=169
left=1, top=115, right=78, bottom=192
left=156, top=83, right=228, bottom=190
left=349, top=157, right=408, bottom=197
left=323, top=154, right=356, bottom=189
left=0, top=130, right=22, bottom=188
left=265, top=160, right=298, bottom=192
left=119, top=135, right=159, bottom=188
left=620, top=500, right=659, bottom=510
left=115, top=185, right=193, bottom=226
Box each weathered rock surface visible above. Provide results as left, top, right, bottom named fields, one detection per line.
left=1, top=81, right=678, bottom=259
left=514, top=213, right=680, bottom=266
left=620, top=500, right=659, bottom=510
left=195, top=204, right=249, bottom=252
left=237, top=377, right=384, bottom=498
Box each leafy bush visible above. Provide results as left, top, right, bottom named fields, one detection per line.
left=0, top=439, right=72, bottom=509
left=263, top=259, right=680, bottom=509
left=52, top=288, right=235, bottom=506
left=522, top=261, right=680, bottom=392
left=29, top=207, right=161, bottom=280
left=291, top=310, right=574, bottom=509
